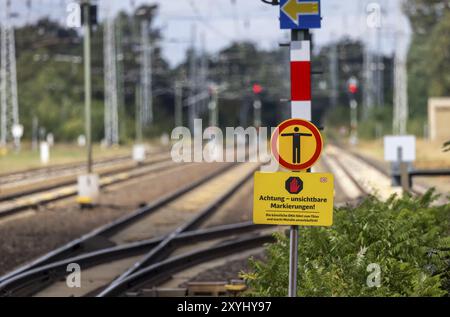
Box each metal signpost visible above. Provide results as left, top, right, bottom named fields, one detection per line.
left=76, top=1, right=100, bottom=206
left=348, top=77, right=359, bottom=145
left=256, top=0, right=325, bottom=298
left=384, top=135, right=416, bottom=191
left=284, top=0, right=321, bottom=298
left=82, top=0, right=93, bottom=174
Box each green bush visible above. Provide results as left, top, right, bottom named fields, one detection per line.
left=243, top=190, right=450, bottom=297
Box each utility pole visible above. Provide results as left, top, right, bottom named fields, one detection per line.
left=140, top=20, right=153, bottom=127
left=375, top=23, right=383, bottom=107
left=199, top=33, right=209, bottom=114
left=375, top=0, right=386, bottom=108
left=175, top=81, right=183, bottom=128
left=208, top=85, right=219, bottom=127
left=188, top=24, right=197, bottom=133
left=77, top=0, right=100, bottom=207
left=83, top=0, right=93, bottom=173
left=393, top=34, right=408, bottom=135
left=363, top=46, right=374, bottom=119
left=32, top=116, right=38, bottom=151
left=329, top=39, right=338, bottom=109
left=103, top=16, right=119, bottom=146
left=0, top=0, right=20, bottom=149
left=116, top=15, right=126, bottom=143
left=135, top=85, right=143, bottom=142
left=253, top=99, right=262, bottom=128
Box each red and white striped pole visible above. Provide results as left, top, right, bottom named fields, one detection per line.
left=290, top=37, right=312, bottom=121
left=288, top=29, right=311, bottom=298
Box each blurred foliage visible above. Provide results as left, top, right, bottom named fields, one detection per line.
left=14, top=7, right=170, bottom=143
left=443, top=140, right=450, bottom=152
left=242, top=190, right=450, bottom=296
left=357, top=106, right=393, bottom=139
left=404, top=0, right=450, bottom=119
left=324, top=104, right=396, bottom=140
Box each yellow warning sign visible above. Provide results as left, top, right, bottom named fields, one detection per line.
left=253, top=171, right=334, bottom=226
left=271, top=119, right=323, bottom=171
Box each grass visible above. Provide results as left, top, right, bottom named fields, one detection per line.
left=355, top=138, right=450, bottom=169
left=0, top=143, right=132, bottom=174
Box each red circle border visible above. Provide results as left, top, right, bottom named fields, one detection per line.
left=271, top=119, right=323, bottom=171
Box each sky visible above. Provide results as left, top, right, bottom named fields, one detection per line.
left=7, top=0, right=411, bottom=67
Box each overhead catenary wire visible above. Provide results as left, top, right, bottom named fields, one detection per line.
left=186, top=0, right=234, bottom=41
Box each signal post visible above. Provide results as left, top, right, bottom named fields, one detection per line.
left=254, top=0, right=333, bottom=297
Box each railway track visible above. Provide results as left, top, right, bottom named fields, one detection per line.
left=1, top=146, right=442, bottom=297
left=0, top=160, right=273, bottom=297
left=0, top=151, right=170, bottom=200
left=323, top=144, right=448, bottom=205
left=0, top=154, right=134, bottom=187
left=323, top=144, right=420, bottom=200
left=2, top=223, right=273, bottom=297
left=0, top=153, right=176, bottom=219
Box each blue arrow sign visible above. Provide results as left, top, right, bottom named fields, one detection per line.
left=280, top=0, right=321, bottom=30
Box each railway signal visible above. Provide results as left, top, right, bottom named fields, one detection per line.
left=252, top=83, right=263, bottom=95
left=348, top=76, right=359, bottom=145
left=253, top=84, right=263, bottom=128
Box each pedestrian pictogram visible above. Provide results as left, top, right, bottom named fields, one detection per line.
left=271, top=118, right=323, bottom=171
left=281, top=127, right=312, bottom=163
left=285, top=177, right=303, bottom=194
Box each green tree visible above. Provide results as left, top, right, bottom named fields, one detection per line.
left=404, top=0, right=450, bottom=120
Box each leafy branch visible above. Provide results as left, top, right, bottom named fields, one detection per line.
left=243, top=190, right=450, bottom=297
left=443, top=140, right=450, bottom=152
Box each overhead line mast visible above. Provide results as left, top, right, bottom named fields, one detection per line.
left=0, top=0, right=20, bottom=149
left=103, top=16, right=119, bottom=146
left=140, top=19, right=153, bottom=127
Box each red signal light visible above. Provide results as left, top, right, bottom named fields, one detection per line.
left=348, top=84, right=358, bottom=94
left=252, top=84, right=263, bottom=94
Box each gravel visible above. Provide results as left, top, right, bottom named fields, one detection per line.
left=0, top=162, right=230, bottom=276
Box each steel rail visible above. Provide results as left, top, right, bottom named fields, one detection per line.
left=0, top=154, right=170, bottom=203
left=99, top=234, right=275, bottom=297
left=0, top=154, right=131, bottom=183
left=0, top=222, right=267, bottom=297
left=0, top=159, right=178, bottom=219
left=97, top=163, right=260, bottom=296
left=343, top=148, right=424, bottom=195
left=321, top=153, right=368, bottom=196
left=0, top=163, right=236, bottom=284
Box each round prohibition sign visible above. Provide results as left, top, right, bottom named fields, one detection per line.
left=271, top=118, right=323, bottom=171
